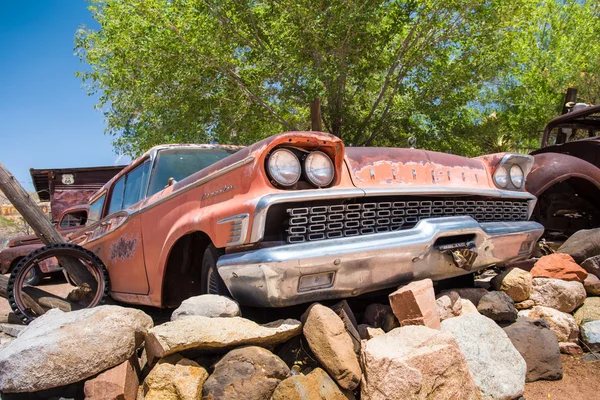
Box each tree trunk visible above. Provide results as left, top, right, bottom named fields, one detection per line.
left=0, top=162, right=96, bottom=287
left=310, top=98, right=323, bottom=132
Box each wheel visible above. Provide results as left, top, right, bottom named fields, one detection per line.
left=8, top=243, right=110, bottom=324
left=200, top=244, right=229, bottom=295
left=23, top=265, right=42, bottom=286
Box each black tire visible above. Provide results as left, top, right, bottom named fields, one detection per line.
left=8, top=243, right=110, bottom=324
left=200, top=244, right=229, bottom=295
left=23, top=265, right=42, bottom=286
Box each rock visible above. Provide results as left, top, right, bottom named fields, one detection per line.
left=0, top=332, right=14, bottom=351
left=145, top=316, right=301, bottom=363
left=362, top=304, right=392, bottom=328
left=84, top=356, right=139, bottom=400
left=458, top=299, right=479, bottom=315
left=529, top=278, right=586, bottom=313
left=144, top=354, right=208, bottom=400
left=0, top=323, right=25, bottom=338
left=530, top=254, right=588, bottom=282
left=574, top=297, right=600, bottom=325
left=0, top=306, right=153, bottom=393
left=490, top=268, right=532, bottom=302
left=357, top=324, right=385, bottom=340
left=441, top=314, right=526, bottom=400
left=519, top=306, right=579, bottom=343
left=271, top=368, right=348, bottom=400
left=436, top=291, right=462, bottom=321
left=477, top=291, right=517, bottom=322
left=202, top=346, right=289, bottom=400
left=559, top=342, right=583, bottom=356
left=582, top=255, right=600, bottom=279
left=330, top=300, right=361, bottom=354
left=515, top=300, right=535, bottom=310
left=503, top=318, right=562, bottom=382
left=381, top=312, right=399, bottom=332
left=360, top=325, right=479, bottom=400
left=580, top=320, right=600, bottom=352
left=584, top=274, right=600, bottom=296
left=303, top=304, right=361, bottom=390
left=170, top=294, right=240, bottom=320
left=388, top=279, right=440, bottom=329
left=557, top=228, right=600, bottom=263
left=440, top=288, right=488, bottom=307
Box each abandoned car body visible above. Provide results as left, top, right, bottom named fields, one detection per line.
left=527, top=103, right=600, bottom=237
left=67, top=132, right=543, bottom=308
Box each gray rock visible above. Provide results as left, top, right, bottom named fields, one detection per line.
left=529, top=278, right=586, bottom=313
left=0, top=306, right=153, bottom=393
left=580, top=320, right=600, bottom=352
left=0, top=324, right=25, bottom=338
left=504, top=318, right=562, bottom=382
left=440, top=288, right=489, bottom=307
left=202, top=346, right=289, bottom=400
left=583, top=274, right=600, bottom=296
left=557, top=228, right=600, bottom=263
left=441, top=313, right=526, bottom=400
left=582, top=255, right=600, bottom=279
left=477, top=291, right=517, bottom=322
left=171, top=294, right=241, bottom=320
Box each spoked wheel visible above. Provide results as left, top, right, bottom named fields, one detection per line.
left=8, top=243, right=110, bottom=324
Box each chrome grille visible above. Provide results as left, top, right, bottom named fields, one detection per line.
left=285, top=199, right=530, bottom=244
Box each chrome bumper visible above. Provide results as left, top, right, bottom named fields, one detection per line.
left=217, top=217, right=544, bottom=307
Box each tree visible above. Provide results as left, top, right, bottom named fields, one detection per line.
left=76, top=0, right=529, bottom=156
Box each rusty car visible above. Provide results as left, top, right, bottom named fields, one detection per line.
left=55, top=131, right=544, bottom=309
left=0, top=205, right=89, bottom=285
left=527, top=102, right=600, bottom=238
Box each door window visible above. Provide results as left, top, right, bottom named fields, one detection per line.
left=108, top=176, right=125, bottom=215
left=123, top=161, right=151, bottom=209
left=87, top=195, right=106, bottom=226
left=59, top=211, right=88, bottom=228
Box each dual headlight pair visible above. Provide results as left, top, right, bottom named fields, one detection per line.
left=266, top=148, right=334, bottom=188
left=492, top=154, right=533, bottom=190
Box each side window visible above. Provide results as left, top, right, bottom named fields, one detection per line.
left=108, top=176, right=126, bottom=215
left=59, top=211, right=88, bottom=229
left=123, top=161, right=151, bottom=209
left=87, top=195, right=106, bottom=226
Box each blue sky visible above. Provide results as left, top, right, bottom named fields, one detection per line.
left=0, top=1, right=130, bottom=193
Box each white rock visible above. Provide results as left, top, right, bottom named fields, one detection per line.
left=436, top=291, right=462, bottom=321
left=581, top=320, right=600, bottom=352
left=441, top=313, right=526, bottom=400
left=360, top=325, right=480, bottom=400
left=0, top=306, right=153, bottom=393
left=171, top=294, right=241, bottom=320
left=459, top=299, right=480, bottom=316
left=529, top=278, right=586, bottom=313
left=519, top=306, right=579, bottom=343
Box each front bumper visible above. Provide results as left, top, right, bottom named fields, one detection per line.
left=217, top=216, right=543, bottom=307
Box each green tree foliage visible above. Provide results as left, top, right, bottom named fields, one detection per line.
left=76, top=0, right=600, bottom=157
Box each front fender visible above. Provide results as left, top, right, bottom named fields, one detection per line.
left=526, top=153, right=600, bottom=197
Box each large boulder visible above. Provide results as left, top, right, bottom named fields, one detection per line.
left=529, top=278, right=586, bottom=313
left=584, top=274, right=600, bottom=296
left=574, top=297, right=600, bottom=325
left=557, top=228, right=600, bottom=263
left=388, top=279, right=440, bottom=329
left=271, top=368, right=348, bottom=400
left=436, top=291, right=462, bottom=321
left=441, top=314, right=526, bottom=400
left=171, top=294, right=240, bottom=320
left=145, top=316, right=301, bottom=363
left=519, top=306, right=579, bottom=343
left=0, top=306, right=153, bottom=393
left=476, top=291, right=517, bottom=322
left=143, top=354, right=208, bottom=400
left=580, top=320, right=600, bottom=352
left=360, top=325, right=480, bottom=400
left=490, top=268, right=532, bottom=302
left=202, top=346, right=289, bottom=400
left=530, top=254, right=587, bottom=282
left=503, top=318, right=562, bottom=382
left=582, top=255, right=600, bottom=279
left=440, top=288, right=488, bottom=307
left=303, top=304, right=361, bottom=390
left=84, top=356, right=139, bottom=400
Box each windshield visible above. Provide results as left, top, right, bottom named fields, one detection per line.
left=148, top=148, right=238, bottom=197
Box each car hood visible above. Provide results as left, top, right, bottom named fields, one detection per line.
left=344, top=147, right=491, bottom=191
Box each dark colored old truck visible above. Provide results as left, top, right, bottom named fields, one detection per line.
left=526, top=102, right=600, bottom=238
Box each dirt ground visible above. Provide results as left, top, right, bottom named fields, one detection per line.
left=0, top=273, right=73, bottom=317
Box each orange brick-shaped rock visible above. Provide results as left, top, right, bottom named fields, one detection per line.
left=389, top=279, right=440, bottom=329
left=84, top=356, right=139, bottom=400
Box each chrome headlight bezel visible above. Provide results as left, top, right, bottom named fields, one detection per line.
left=266, top=148, right=301, bottom=187
left=304, top=151, right=335, bottom=188
left=493, top=154, right=533, bottom=191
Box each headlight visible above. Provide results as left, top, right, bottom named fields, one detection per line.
left=267, top=148, right=301, bottom=187
left=304, top=151, right=334, bottom=187
left=510, top=164, right=524, bottom=188
left=494, top=166, right=508, bottom=188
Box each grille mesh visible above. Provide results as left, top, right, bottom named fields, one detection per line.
left=285, top=198, right=529, bottom=244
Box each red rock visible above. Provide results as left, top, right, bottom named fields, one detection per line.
left=389, top=279, right=440, bottom=329
left=530, top=254, right=588, bottom=282
left=84, top=356, right=139, bottom=400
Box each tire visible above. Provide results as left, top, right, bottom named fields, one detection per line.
left=8, top=243, right=110, bottom=324
left=23, top=265, right=42, bottom=286
left=200, top=244, right=229, bottom=295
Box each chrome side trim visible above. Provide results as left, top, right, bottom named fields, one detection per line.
left=249, top=186, right=537, bottom=243
left=218, top=213, right=250, bottom=246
